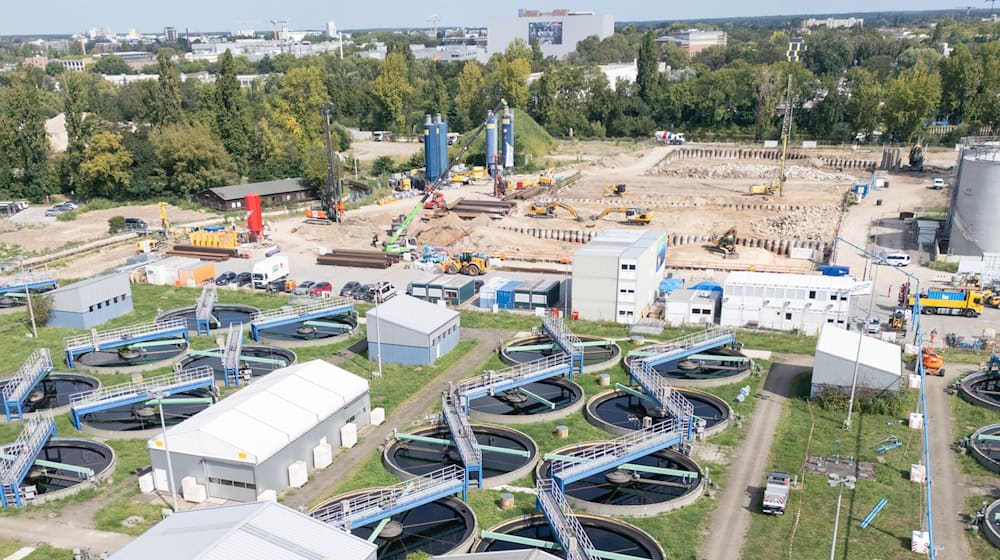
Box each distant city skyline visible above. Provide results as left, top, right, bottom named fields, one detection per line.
left=1, top=1, right=961, bottom=36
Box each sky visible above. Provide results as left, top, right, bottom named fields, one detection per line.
left=1, top=0, right=960, bottom=36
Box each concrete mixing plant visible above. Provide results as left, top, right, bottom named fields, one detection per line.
left=947, top=140, right=1000, bottom=256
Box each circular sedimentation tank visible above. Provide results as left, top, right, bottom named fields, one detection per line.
left=80, top=388, right=214, bottom=438
left=26, top=438, right=115, bottom=501
left=474, top=514, right=665, bottom=560
left=156, top=304, right=259, bottom=332
left=384, top=424, right=538, bottom=488
left=959, top=371, right=1000, bottom=411
left=536, top=444, right=704, bottom=516
left=969, top=423, right=1000, bottom=474
left=467, top=377, right=585, bottom=424
left=256, top=312, right=358, bottom=344
left=0, top=286, right=56, bottom=308
left=501, top=334, right=621, bottom=373
left=177, top=345, right=296, bottom=382
left=74, top=338, right=188, bottom=371
left=0, top=373, right=99, bottom=415
left=311, top=494, right=476, bottom=560
left=982, top=498, right=1000, bottom=549
left=586, top=387, right=732, bottom=438
left=627, top=345, right=750, bottom=387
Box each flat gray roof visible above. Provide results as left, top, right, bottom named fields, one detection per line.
left=204, top=178, right=310, bottom=201
left=367, top=294, right=459, bottom=334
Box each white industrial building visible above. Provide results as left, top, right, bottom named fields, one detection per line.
left=111, top=501, right=377, bottom=560
left=488, top=8, right=614, bottom=58
left=147, top=360, right=370, bottom=502
left=665, top=289, right=720, bottom=327
left=811, top=324, right=902, bottom=397
left=720, top=271, right=856, bottom=335
left=572, top=229, right=668, bottom=324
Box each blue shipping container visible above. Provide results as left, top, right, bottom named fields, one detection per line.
left=496, top=281, right=520, bottom=310
left=927, top=290, right=966, bottom=301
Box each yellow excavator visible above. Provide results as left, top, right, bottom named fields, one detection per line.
left=591, top=207, right=653, bottom=225
left=603, top=184, right=626, bottom=197
left=528, top=201, right=585, bottom=221
left=707, top=226, right=739, bottom=258
left=749, top=179, right=781, bottom=196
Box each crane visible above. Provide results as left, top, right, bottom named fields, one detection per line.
left=750, top=75, right=794, bottom=197
left=428, top=15, right=441, bottom=39
left=528, top=201, right=584, bottom=221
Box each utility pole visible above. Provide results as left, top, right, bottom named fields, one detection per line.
left=320, top=103, right=341, bottom=223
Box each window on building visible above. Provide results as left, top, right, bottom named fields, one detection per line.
left=830, top=294, right=837, bottom=301
left=785, top=312, right=792, bottom=320
left=96, top=302, right=102, bottom=310
left=827, top=318, right=835, bottom=323
left=207, top=476, right=257, bottom=490
left=837, top=319, right=845, bottom=324
left=122, top=293, right=127, bottom=300
left=840, top=294, right=847, bottom=301
left=808, top=290, right=816, bottom=299
left=88, top=305, right=94, bottom=312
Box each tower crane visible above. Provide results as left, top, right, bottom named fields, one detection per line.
left=428, top=15, right=441, bottom=39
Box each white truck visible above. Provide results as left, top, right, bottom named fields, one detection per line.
left=654, top=130, right=686, bottom=145
left=762, top=471, right=791, bottom=515
left=252, top=255, right=289, bottom=289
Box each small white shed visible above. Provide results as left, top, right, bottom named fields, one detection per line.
left=665, top=289, right=720, bottom=326
left=811, top=324, right=902, bottom=398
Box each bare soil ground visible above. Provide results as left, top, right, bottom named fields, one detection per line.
left=348, top=140, right=423, bottom=161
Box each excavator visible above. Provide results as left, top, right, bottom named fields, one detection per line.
left=603, top=184, right=626, bottom=197
left=748, top=179, right=781, bottom=196
left=922, top=346, right=944, bottom=376
left=528, top=201, right=585, bottom=221
left=707, top=226, right=739, bottom=259
left=441, top=251, right=489, bottom=276
left=591, top=207, right=653, bottom=225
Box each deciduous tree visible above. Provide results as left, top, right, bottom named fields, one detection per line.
left=79, top=131, right=133, bottom=199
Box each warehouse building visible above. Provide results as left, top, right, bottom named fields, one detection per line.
left=366, top=294, right=460, bottom=366
left=148, top=360, right=370, bottom=502
left=112, top=501, right=377, bottom=560
left=194, top=178, right=315, bottom=211
left=657, top=30, right=728, bottom=56
left=665, top=289, right=720, bottom=327
left=487, top=8, right=614, bottom=58
left=46, top=273, right=133, bottom=329
left=409, top=274, right=477, bottom=306
left=572, top=229, right=668, bottom=324
left=811, top=324, right=902, bottom=397
left=720, top=271, right=856, bottom=335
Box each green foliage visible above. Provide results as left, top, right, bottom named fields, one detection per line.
left=371, top=155, right=395, bottom=176
left=883, top=60, right=942, bottom=141
left=0, top=76, right=53, bottom=201
left=79, top=131, right=134, bottom=199
left=457, top=109, right=555, bottom=169
left=91, top=54, right=131, bottom=75
left=213, top=50, right=252, bottom=174
left=454, top=61, right=487, bottom=131
left=55, top=210, right=77, bottom=221
left=636, top=30, right=659, bottom=103
left=811, top=386, right=910, bottom=416
left=151, top=121, right=238, bottom=194
left=371, top=52, right=414, bottom=131
left=154, top=49, right=183, bottom=126
left=107, top=215, right=125, bottom=233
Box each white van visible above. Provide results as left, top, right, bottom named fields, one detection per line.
left=883, top=253, right=911, bottom=267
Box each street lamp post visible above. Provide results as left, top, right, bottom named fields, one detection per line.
left=845, top=258, right=879, bottom=429
left=374, top=292, right=383, bottom=379
left=153, top=390, right=179, bottom=512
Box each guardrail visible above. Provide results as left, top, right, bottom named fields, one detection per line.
left=64, top=317, right=188, bottom=353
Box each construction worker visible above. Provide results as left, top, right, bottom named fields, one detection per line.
left=336, top=199, right=345, bottom=222
left=930, top=328, right=938, bottom=344
left=371, top=234, right=379, bottom=248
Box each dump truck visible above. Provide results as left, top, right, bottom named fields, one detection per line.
left=908, top=288, right=984, bottom=317
left=762, top=471, right=791, bottom=515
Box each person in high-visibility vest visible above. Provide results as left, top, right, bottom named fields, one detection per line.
left=336, top=199, right=345, bottom=222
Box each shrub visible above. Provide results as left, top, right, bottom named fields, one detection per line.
left=56, top=210, right=78, bottom=221
left=371, top=156, right=395, bottom=177
left=108, top=216, right=126, bottom=234
left=812, top=386, right=909, bottom=417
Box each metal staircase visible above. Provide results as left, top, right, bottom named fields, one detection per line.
left=194, top=283, right=218, bottom=335
left=441, top=392, right=482, bottom=493
left=536, top=479, right=597, bottom=560
left=1, top=349, right=54, bottom=421
left=550, top=418, right=687, bottom=487
left=541, top=316, right=584, bottom=373
left=249, top=297, right=353, bottom=341
left=63, top=317, right=189, bottom=368
left=312, top=465, right=465, bottom=530
left=0, top=270, right=57, bottom=297
left=457, top=354, right=573, bottom=402
left=68, top=366, right=214, bottom=430
left=627, top=358, right=695, bottom=421
left=627, top=326, right=736, bottom=367
left=0, top=413, right=56, bottom=507
left=221, top=323, right=245, bottom=385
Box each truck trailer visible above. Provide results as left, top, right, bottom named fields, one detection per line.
left=909, top=288, right=984, bottom=317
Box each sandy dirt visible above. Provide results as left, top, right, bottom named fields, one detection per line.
left=348, top=140, right=423, bottom=161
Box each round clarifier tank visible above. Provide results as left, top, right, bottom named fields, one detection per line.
left=256, top=312, right=358, bottom=345
left=0, top=373, right=100, bottom=415
left=176, top=345, right=296, bottom=383
left=383, top=423, right=538, bottom=488
left=311, top=493, right=477, bottom=560
left=586, top=388, right=731, bottom=438
left=959, top=370, right=1000, bottom=411
left=474, top=514, right=665, bottom=560
left=628, top=345, right=751, bottom=387
left=949, top=147, right=1000, bottom=255
left=74, top=337, right=189, bottom=372
left=536, top=443, right=704, bottom=516
left=26, top=438, right=115, bottom=503
left=968, top=423, right=1000, bottom=474
left=79, top=388, right=214, bottom=439
left=982, top=498, right=1000, bottom=549
left=501, top=334, right=621, bottom=373
left=467, top=377, right=584, bottom=424
left=156, top=304, right=259, bottom=333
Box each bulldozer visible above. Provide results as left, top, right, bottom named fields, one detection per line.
left=981, top=288, right=1000, bottom=308
left=591, top=207, right=653, bottom=225
left=707, top=226, right=739, bottom=259
left=603, top=184, right=626, bottom=197
left=441, top=251, right=489, bottom=276
left=528, top=201, right=585, bottom=221
left=922, top=346, right=944, bottom=376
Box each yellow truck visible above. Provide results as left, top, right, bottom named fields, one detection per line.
left=908, top=288, right=984, bottom=317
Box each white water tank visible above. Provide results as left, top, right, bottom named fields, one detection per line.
left=288, top=460, right=308, bottom=488
left=340, top=423, right=358, bottom=448
left=949, top=147, right=1000, bottom=256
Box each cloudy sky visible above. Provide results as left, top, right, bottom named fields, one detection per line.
left=1, top=1, right=960, bottom=35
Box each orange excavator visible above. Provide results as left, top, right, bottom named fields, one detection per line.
left=922, top=347, right=944, bottom=377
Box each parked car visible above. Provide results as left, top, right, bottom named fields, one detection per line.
left=44, top=207, right=64, bottom=217
left=865, top=316, right=881, bottom=334
left=367, top=281, right=397, bottom=303
left=932, top=178, right=945, bottom=190
left=265, top=278, right=292, bottom=294
left=882, top=253, right=911, bottom=267
left=353, top=283, right=374, bottom=300
left=291, top=280, right=316, bottom=296
left=124, top=217, right=149, bottom=232
left=340, top=281, right=361, bottom=298
left=235, top=272, right=252, bottom=287
left=215, top=271, right=237, bottom=285
left=52, top=202, right=76, bottom=212
left=310, top=281, right=333, bottom=297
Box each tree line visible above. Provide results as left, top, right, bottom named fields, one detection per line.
left=0, top=17, right=998, bottom=202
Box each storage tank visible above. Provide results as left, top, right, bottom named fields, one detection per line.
left=501, top=108, right=514, bottom=169
left=246, top=193, right=263, bottom=238
left=948, top=147, right=1000, bottom=256
left=423, top=114, right=440, bottom=182
left=485, top=111, right=498, bottom=176
left=437, top=114, right=449, bottom=178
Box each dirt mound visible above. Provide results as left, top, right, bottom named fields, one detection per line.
left=409, top=212, right=476, bottom=246
left=650, top=161, right=855, bottom=182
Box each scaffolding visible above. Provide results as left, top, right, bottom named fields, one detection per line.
left=1, top=349, right=54, bottom=421
left=0, top=413, right=56, bottom=507
left=194, top=283, right=218, bottom=335
left=249, top=297, right=354, bottom=341
left=63, top=317, right=189, bottom=368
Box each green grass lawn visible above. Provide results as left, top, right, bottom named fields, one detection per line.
left=0, top=540, right=74, bottom=560
left=949, top=391, right=1000, bottom=475
left=742, top=373, right=924, bottom=560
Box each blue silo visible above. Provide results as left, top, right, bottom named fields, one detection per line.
left=485, top=111, right=498, bottom=176
left=500, top=108, right=514, bottom=169
left=437, top=114, right=449, bottom=177
left=423, top=114, right=439, bottom=182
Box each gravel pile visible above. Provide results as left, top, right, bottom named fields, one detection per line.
left=651, top=162, right=855, bottom=182
left=749, top=206, right=841, bottom=239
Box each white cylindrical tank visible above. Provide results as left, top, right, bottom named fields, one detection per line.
left=949, top=148, right=1000, bottom=256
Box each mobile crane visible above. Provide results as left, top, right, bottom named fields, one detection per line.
left=528, top=201, right=585, bottom=221
left=591, top=207, right=653, bottom=225
left=383, top=99, right=509, bottom=254
left=749, top=75, right=794, bottom=198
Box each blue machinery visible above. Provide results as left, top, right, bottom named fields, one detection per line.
left=248, top=297, right=354, bottom=342
left=68, top=366, right=215, bottom=430
left=0, top=413, right=57, bottom=507
left=63, top=318, right=189, bottom=369
left=194, top=283, right=218, bottom=335
left=1, top=349, right=54, bottom=422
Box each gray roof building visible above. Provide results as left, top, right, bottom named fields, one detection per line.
left=366, top=295, right=461, bottom=366
left=111, top=501, right=377, bottom=560
left=367, top=294, right=459, bottom=336
left=194, top=178, right=315, bottom=210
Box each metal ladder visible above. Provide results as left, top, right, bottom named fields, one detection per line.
left=221, top=323, right=244, bottom=385
left=0, top=413, right=55, bottom=507
left=541, top=316, right=583, bottom=357
left=195, top=283, right=218, bottom=335
left=441, top=392, right=482, bottom=490
left=456, top=353, right=572, bottom=401
left=1, top=349, right=53, bottom=421
left=536, top=479, right=596, bottom=560
left=626, top=357, right=695, bottom=420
